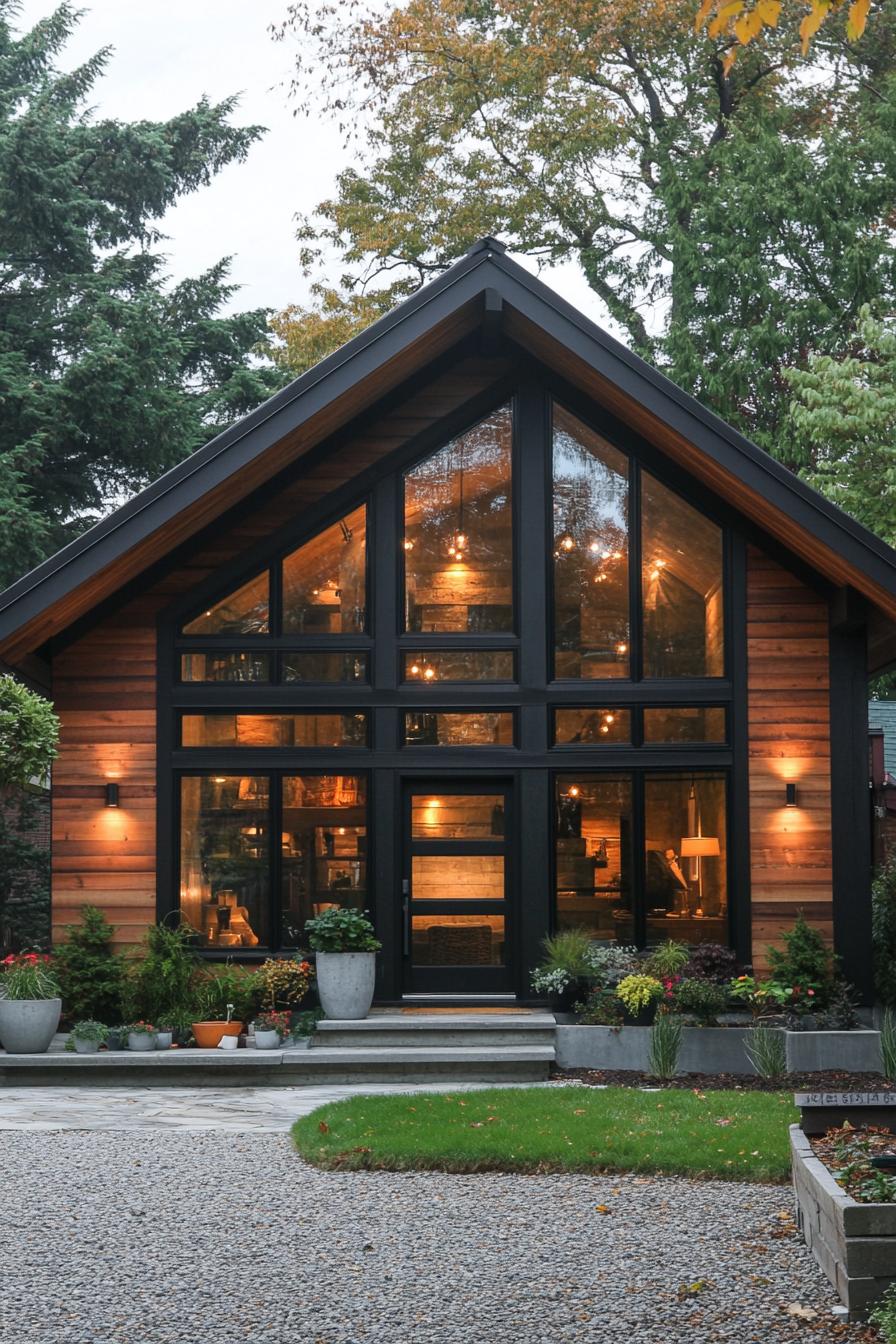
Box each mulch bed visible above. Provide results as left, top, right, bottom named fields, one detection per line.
left=810, top=1125, right=896, bottom=1203
left=553, top=1066, right=896, bottom=1093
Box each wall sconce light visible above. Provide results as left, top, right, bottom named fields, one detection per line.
left=105, top=782, right=120, bottom=808
left=785, top=782, right=797, bottom=808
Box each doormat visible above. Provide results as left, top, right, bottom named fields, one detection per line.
left=398, top=1006, right=534, bottom=1015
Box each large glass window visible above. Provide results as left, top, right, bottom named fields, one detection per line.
left=641, top=474, right=724, bottom=678
left=555, top=776, right=633, bottom=942
left=181, top=713, right=368, bottom=748
left=180, top=776, right=270, bottom=948
left=403, top=650, right=514, bottom=683
left=643, top=772, right=727, bottom=944
left=404, top=406, right=513, bottom=633
left=182, top=572, right=269, bottom=636
left=553, top=407, right=629, bottom=679
left=403, top=711, right=514, bottom=747
left=282, top=506, right=367, bottom=634
left=281, top=775, right=367, bottom=947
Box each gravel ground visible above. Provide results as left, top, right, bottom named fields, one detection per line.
left=0, top=1130, right=868, bottom=1344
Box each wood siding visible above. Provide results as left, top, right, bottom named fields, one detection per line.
left=747, top=547, right=833, bottom=971
left=50, top=356, right=511, bottom=948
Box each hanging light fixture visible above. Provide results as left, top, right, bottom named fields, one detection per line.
left=448, top=438, right=469, bottom=559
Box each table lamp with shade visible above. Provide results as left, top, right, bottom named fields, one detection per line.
left=680, top=834, right=720, bottom=916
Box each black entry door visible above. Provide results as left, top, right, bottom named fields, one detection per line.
left=401, top=781, right=513, bottom=994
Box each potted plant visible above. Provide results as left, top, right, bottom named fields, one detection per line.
left=254, top=1010, right=291, bottom=1050
left=155, top=1022, right=175, bottom=1050
left=615, top=973, right=664, bottom=1025
left=124, top=1021, right=157, bottom=1051
left=0, top=952, right=62, bottom=1053
left=287, top=1008, right=322, bottom=1050
left=191, top=961, right=257, bottom=1047
left=65, top=1020, right=109, bottom=1054
left=304, top=908, right=381, bottom=1020
left=529, top=929, right=603, bottom=1013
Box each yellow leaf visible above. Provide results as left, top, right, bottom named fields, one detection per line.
left=722, top=47, right=738, bottom=73
left=800, top=1, right=831, bottom=53
left=734, top=9, right=764, bottom=43
left=708, top=0, right=744, bottom=37
left=846, top=0, right=871, bottom=40
left=695, top=0, right=716, bottom=31
left=756, top=0, right=782, bottom=26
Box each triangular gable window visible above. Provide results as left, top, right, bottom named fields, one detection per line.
left=282, top=504, right=366, bottom=634
left=182, top=571, right=269, bottom=636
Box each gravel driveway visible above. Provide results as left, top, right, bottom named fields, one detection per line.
left=0, top=1128, right=864, bottom=1344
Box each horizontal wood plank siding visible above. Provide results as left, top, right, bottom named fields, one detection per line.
left=50, top=356, right=509, bottom=948
left=747, top=547, right=833, bottom=971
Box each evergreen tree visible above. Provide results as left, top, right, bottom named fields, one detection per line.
left=0, top=3, right=286, bottom=588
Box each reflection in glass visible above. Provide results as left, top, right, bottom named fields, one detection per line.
left=553, top=406, right=629, bottom=679
left=182, top=572, right=269, bottom=636
left=403, top=650, right=514, bottom=683
left=411, top=913, right=505, bottom=965
left=404, top=406, right=513, bottom=633
left=281, top=775, right=367, bottom=947
left=555, top=775, right=633, bottom=942
left=179, top=776, right=269, bottom=948
left=643, top=707, right=726, bottom=743
left=641, top=473, right=725, bottom=678
left=181, top=713, right=368, bottom=748
left=412, top=853, right=504, bottom=901
left=644, top=772, right=727, bottom=944
left=180, top=652, right=270, bottom=683
left=554, top=708, right=631, bottom=745
left=411, top=793, right=505, bottom=840
left=403, top=711, right=514, bottom=746
left=282, top=652, right=368, bottom=684
left=282, top=506, right=366, bottom=634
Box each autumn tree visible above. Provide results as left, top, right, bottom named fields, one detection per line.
left=0, top=3, right=286, bottom=589
left=275, top=0, right=896, bottom=466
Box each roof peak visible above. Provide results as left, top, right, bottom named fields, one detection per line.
left=464, top=235, right=507, bottom=256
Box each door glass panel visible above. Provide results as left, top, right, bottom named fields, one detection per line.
left=411, top=793, right=505, bottom=840
left=179, top=775, right=269, bottom=948
left=643, top=707, right=727, bottom=743
left=644, top=772, right=727, bottom=944
left=181, top=712, right=368, bottom=748
left=403, top=650, right=514, bottom=683
left=412, top=914, right=505, bottom=965
left=554, top=708, right=631, bottom=745
left=412, top=853, right=504, bottom=900
left=182, top=572, right=269, bottom=636
left=281, top=775, right=367, bottom=947
left=553, top=406, right=629, bottom=679
left=403, top=711, right=514, bottom=746
left=180, top=652, right=270, bottom=683
left=404, top=406, right=513, bottom=633
left=282, top=652, right=368, bottom=684
left=555, top=775, right=633, bottom=942
left=282, top=505, right=367, bottom=634
left=641, top=473, right=724, bottom=678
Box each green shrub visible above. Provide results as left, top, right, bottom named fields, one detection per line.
left=616, top=974, right=663, bottom=1015
left=575, top=983, right=623, bottom=1025
left=873, top=856, right=896, bottom=1010
left=683, top=942, right=738, bottom=983
left=305, top=907, right=381, bottom=953
left=530, top=928, right=597, bottom=984
left=766, top=913, right=834, bottom=1005
left=0, top=676, right=58, bottom=953
left=881, top=1009, right=896, bottom=1082
left=871, top=1283, right=896, bottom=1343
left=674, top=977, right=728, bottom=1026
left=744, top=1023, right=787, bottom=1081
left=648, top=1012, right=682, bottom=1080
left=55, top=905, right=125, bottom=1024
left=125, top=920, right=200, bottom=1022
left=643, top=940, right=689, bottom=979
left=193, top=960, right=260, bottom=1022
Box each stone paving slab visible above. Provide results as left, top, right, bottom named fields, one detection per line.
left=0, top=1081, right=535, bottom=1131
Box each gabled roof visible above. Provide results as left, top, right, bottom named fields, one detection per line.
left=3, top=236, right=896, bottom=667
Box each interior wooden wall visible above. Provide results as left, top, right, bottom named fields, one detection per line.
left=746, top=547, right=833, bottom=972
left=50, top=356, right=510, bottom=948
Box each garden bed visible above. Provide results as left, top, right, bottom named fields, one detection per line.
left=792, top=1124, right=896, bottom=1320
left=555, top=1067, right=896, bottom=1093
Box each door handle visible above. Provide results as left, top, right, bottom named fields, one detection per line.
left=402, top=878, right=410, bottom=956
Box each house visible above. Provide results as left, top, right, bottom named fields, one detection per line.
left=0, top=238, right=890, bottom=1002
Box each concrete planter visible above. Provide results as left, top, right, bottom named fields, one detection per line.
left=127, top=1031, right=156, bottom=1052
left=555, top=1023, right=758, bottom=1074
left=316, top=952, right=376, bottom=1020
left=791, top=1125, right=896, bottom=1319
left=785, top=1031, right=883, bottom=1074
left=254, top=1029, right=281, bottom=1050
left=73, top=1037, right=100, bottom=1055
left=0, top=997, right=61, bottom=1054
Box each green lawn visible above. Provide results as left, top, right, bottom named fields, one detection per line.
left=292, top=1086, right=797, bottom=1182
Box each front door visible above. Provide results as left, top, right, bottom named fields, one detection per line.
left=402, top=781, right=513, bottom=994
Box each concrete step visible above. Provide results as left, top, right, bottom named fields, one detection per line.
left=316, top=1013, right=556, bottom=1049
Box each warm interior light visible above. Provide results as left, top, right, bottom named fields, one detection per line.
left=213, top=776, right=227, bottom=784
left=605, top=714, right=615, bottom=724
left=615, top=641, right=628, bottom=655
left=567, top=785, right=580, bottom=798
left=588, top=541, right=601, bottom=554
left=403, top=539, right=414, bottom=551
left=559, top=534, right=575, bottom=552
left=600, top=724, right=609, bottom=734
left=409, top=663, right=421, bottom=676
left=680, top=836, right=721, bottom=857
left=423, top=666, right=436, bottom=681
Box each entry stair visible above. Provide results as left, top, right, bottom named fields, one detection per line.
left=300, top=1011, right=557, bottom=1083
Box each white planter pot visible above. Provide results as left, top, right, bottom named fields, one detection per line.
left=315, top=952, right=376, bottom=1020
left=128, top=1031, right=156, bottom=1052
left=0, top=997, right=61, bottom=1054
left=155, top=1032, right=173, bottom=1050
left=254, top=1029, right=281, bottom=1050
left=73, top=1037, right=100, bottom=1055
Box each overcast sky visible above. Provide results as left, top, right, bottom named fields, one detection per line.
left=16, top=0, right=603, bottom=327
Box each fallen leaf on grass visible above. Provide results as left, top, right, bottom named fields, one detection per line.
left=318, top=1121, right=329, bottom=1134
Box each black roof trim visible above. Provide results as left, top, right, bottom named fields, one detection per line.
left=2, top=236, right=896, bottom=646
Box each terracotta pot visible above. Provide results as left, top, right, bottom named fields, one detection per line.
left=192, top=1021, right=244, bottom=1048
